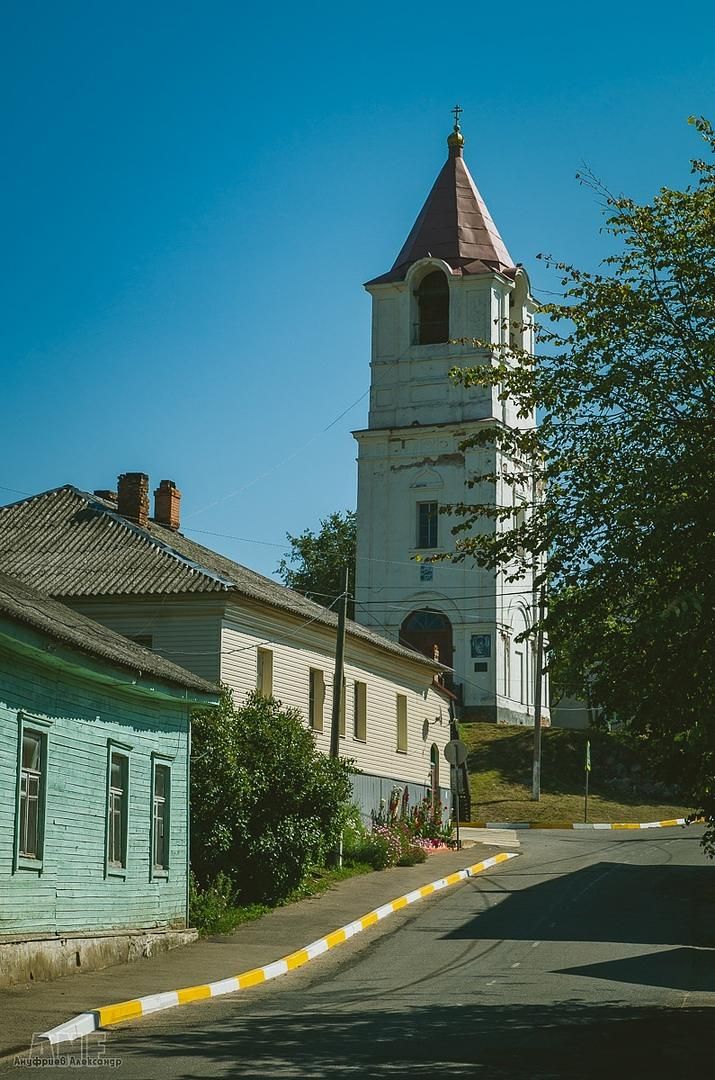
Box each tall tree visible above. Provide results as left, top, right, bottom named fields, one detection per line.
left=443, top=118, right=715, bottom=843
left=276, top=510, right=356, bottom=618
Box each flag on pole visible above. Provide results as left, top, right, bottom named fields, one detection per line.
left=585, top=739, right=591, bottom=772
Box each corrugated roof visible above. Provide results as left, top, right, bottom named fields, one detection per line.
left=0, top=487, right=445, bottom=672
left=0, top=569, right=219, bottom=695
left=367, top=134, right=514, bottom=286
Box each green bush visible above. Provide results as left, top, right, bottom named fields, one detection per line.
left=189, top=872, right=271, bottom=935
left=191, top=688, right=355, bottom=904
left=341, top=804, right=392, bottom=870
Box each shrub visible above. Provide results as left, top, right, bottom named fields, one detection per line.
left=189, top=871, right=271, bottom=935
left=342, top=804, right=392, bottom=870
left=373, top=821, right=428, bottom=867
left=191, top=688, right=355, bottom=904
left=409, top=795, right=454, bottom=844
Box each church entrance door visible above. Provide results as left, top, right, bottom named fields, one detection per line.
left=399, top=609, right=454, bottom=668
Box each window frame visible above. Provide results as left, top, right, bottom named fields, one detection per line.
left=416, top=501, right=439, bottom=549
left=339, top=675, right=347, bottom=738
left=396, top=694, right=408, bottom=754
left=151, top=755, right=172, bottom=879
left=256, top=647, right=274, bottom=697
left=14, top=712, right=52, bottom=873
left=309, top=668, right=325, bottom=732
left=353, top=681, right=367, bottom=742
left=105, top=741, right=132, bottom=879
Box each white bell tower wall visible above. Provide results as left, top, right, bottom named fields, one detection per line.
left=354, top=260, right=545, bottom=725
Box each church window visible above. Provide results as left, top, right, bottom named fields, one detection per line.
left=416, top=271, right=449, bottom=344
left=417, top=501, right=438, bottom=548
left=402, top=610, right=451, bottom=633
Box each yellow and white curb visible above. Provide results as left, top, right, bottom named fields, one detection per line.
left=462, top=818, right=694, bottom=830
left=38, top=851, right=519, bottom=1048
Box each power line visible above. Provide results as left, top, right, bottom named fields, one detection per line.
left=182, top=527, right=289, bottom=550
left=185, top=388, right=369, bottom=520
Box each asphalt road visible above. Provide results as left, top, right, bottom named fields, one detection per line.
left=6, top=828, right=715, bottom=1079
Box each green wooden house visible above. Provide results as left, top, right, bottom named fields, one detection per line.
left=0, top=571, right=218, bottom=985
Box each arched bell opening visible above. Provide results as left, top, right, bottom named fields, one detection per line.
left=415, top=270, right=449, bottom=344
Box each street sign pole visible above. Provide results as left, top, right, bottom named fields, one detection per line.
left=532, top=585, right=546, bottom=801
left=454, top=770, right=461, bottom=851
left=584, top=738, right=591, bottom=823
left=444, top=739, right=468, bottom=851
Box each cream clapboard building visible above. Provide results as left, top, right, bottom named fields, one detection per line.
left=354, top=118, right=548, bottom=725
left=0, top=478, right=452, bottom=818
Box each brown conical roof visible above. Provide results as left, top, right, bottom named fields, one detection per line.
left=367, top=132, right=514, bottom=285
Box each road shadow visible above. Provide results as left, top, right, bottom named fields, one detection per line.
left=558, top=946, right=715, bottom=993
left=444, top=861, right=715, bottom=948
left=107, top=1000, right=714, bottom=1079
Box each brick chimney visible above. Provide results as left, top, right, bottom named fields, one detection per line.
left=153, top=480, right=181, bottom=531
left=117, top=473, right=150, bottom=527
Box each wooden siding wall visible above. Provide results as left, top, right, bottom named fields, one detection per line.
left=0, top=645, right=189, bottom=935
left=68, top=598, right=223, bottom=685
left=220, top=603, right=451, bottom=791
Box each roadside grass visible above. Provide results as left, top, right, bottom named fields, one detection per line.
left=460, top=722, right=694, bottom=824
left=191, top=862, right=374, bottom=937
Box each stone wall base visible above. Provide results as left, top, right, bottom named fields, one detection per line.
left=0, top=927, right=197, bottom=989
left=460, top=705, right=550, bottom=727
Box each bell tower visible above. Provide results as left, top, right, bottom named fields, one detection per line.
left=353, top=114, right=546, bottom=724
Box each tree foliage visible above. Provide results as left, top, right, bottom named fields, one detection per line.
left=276, top=510, right=356, bottom=617
left=444, top=118, right=715, bottom=842
left=191, top=688, right=355, bottom=902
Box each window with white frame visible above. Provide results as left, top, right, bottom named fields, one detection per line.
left=339, top=675, right=346, bottom=737
left=152, top=762, right=170, bottom=872
left=107, top=750, right=129, bottom=870
left=396, top=694, right=408, bottom=753
left=417, top=501, right=439, bottom=549
left=19, top=729, right=44, bottom=860
left=309, top=668, right=325, bottom=732
left=353, top=681, right=367, bottom=742
left=256, top=647, right=273, bottom=696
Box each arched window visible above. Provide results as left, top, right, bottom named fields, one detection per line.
left=400, top=609, right=453, bottom=666
left=416, top=271, right=449, bottom=344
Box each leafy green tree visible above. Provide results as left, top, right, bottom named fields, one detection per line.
left=276, top=510, right=356, bottom=617
left=191, top=688, right=355, bottom=902
left=443, top=118, right=715, bottom=843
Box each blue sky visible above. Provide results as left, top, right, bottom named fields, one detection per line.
left=2, top=1, right=713, bottom=577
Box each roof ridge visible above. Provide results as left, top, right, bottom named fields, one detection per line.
left=71, top=487, right=235, bottom=592
left=0, top=569, right=218, bottom=695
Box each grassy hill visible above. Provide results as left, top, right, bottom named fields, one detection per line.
left=460, top=722, right=694, bottom=824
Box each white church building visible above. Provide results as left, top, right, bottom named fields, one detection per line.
left=354, top=117, right=548, bottom=726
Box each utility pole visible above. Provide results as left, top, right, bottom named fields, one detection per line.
left=532, top=583, right=546, bottom=800
left=329, top=566, right=349, bottom=760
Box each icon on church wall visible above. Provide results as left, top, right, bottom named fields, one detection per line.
left=471, top=633, right=491, bottom=658
left=420, top=563, right=434, bottom=582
